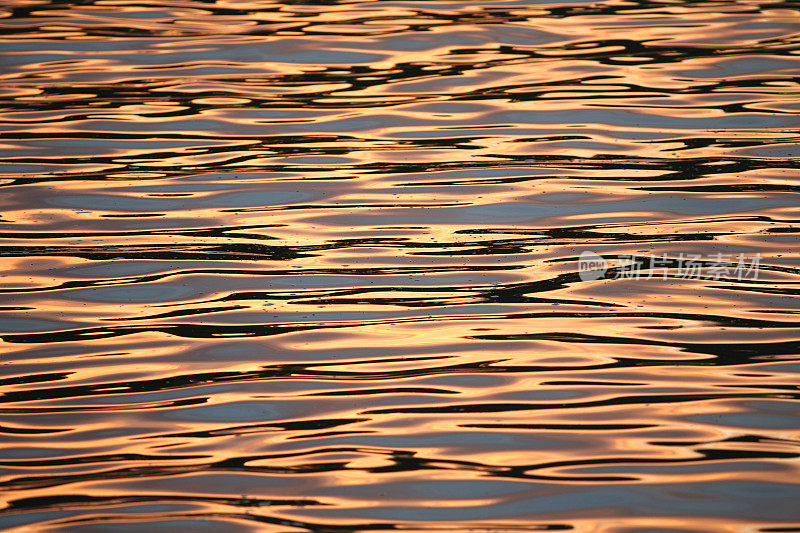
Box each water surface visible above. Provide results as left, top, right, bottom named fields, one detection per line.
left=1, top=0, right=800, bottom=530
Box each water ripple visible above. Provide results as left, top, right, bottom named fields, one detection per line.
left=1, top=0, right=800, bottom=530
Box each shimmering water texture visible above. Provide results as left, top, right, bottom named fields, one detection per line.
left=1, top=0, right=800, bottom=531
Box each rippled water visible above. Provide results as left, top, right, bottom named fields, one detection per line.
left=1, top=0, right=800, bottom=530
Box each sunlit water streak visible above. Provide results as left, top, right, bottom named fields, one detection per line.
left=1, top=0, right=800, bottom=530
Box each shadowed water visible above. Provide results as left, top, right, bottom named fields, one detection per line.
left=1, top=0, right=800, bottom=530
